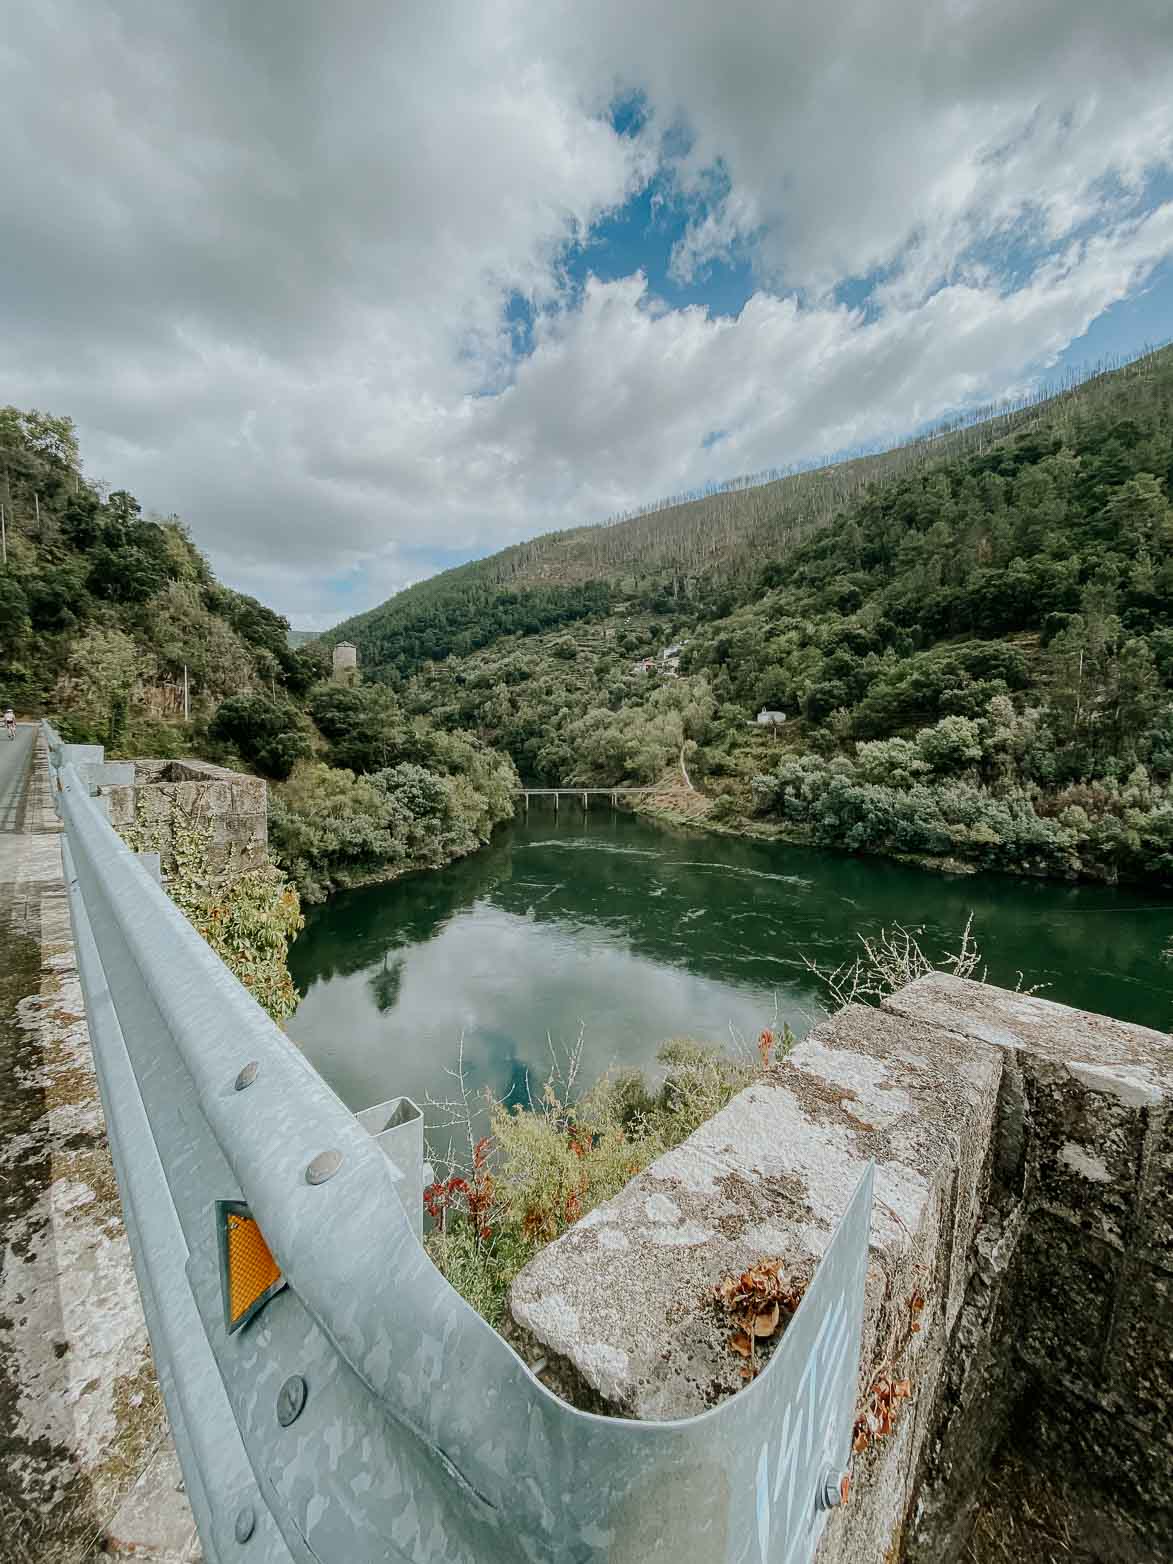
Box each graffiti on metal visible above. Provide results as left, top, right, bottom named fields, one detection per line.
left=47, top=723, right=873, bottom=1563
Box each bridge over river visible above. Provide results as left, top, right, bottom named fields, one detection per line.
left=519, top=784, right=664, bottom=810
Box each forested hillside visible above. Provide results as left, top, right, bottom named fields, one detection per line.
left=390, top=345, right=1173, bottom=886
left=322, top=353, right=1155, bottom=685
left=0, top=407, right=322, bottom=749
left=0, top=407, right=516, bottom=901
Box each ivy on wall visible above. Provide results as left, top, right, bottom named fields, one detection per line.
left=118, top=809, right=304, bottom=1021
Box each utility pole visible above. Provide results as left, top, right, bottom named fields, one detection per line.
left=1, top=503, right=6, bottom=566
left=183, top=665, right=190, bottom=721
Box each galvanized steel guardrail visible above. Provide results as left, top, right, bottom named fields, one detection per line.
left=45, top=722, right=873, bottom=1564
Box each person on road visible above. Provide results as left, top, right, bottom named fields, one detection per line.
left=3, top=708, right=15, bottom=739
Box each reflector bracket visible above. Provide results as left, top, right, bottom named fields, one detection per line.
left=216, top=1199, right=286, bottom=1333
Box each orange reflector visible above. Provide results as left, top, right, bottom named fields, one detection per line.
left=216, top=1200, right=286, bottom=1333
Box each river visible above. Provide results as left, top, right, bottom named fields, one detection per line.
left=287, top=808, right=1173, bottom=1118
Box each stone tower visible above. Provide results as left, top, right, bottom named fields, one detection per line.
left=332, top=641, right=358, bottom=687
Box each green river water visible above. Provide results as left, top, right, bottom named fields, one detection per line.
left=287, top=808, right=1173, bottom=1117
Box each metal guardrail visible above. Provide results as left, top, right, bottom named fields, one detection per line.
left=45, top=722, right=873, bottom=1564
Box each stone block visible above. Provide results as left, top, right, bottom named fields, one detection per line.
left=101, top=757, right=269, bottom=878
left=1114, top=1262, right=1173, bottom=1433
left=104, top=788, right=138, bottom=828
left=883, top=973, right=1172, bottom=1079
left=1013, top=1211, right=1121, bottom=1385
left=1139, top=1114, right=1173, bottom=1267
left=1025, top=1056, right=1148, bottom=1248
left=509, top=1005, right=1001, bottom=1426
left=1025, top=1383, right=1173, bottom=1556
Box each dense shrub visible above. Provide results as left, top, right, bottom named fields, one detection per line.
left=751, top=702, right=1173, bottom=882
left=209, top=694, right=312, bottom=779
left=270, top=744, right=517, bottom=901
left=118, top=812, right=303, bottom=1020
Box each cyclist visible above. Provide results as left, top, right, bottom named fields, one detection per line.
left=4, top=707, right=15, bottom=739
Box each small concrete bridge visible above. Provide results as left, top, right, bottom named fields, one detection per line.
left=519, top=785, right=662, bottom=811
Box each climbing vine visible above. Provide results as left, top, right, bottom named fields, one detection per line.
left=119, top=810, right=303, bottom=1021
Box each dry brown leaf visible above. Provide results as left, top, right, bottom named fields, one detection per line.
left=729, top=1329, right=753, bottom=1358
left=753, top=1303, right=780, bottom=1337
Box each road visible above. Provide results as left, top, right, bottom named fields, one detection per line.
left=0, top=724, right=187, bottom=1561
left=0, top=722, right=34, bottom=833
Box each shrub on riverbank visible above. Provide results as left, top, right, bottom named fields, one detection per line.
left=749, top=709, right=1173, bottom=883
left=270, top=738, right=517, bottom=901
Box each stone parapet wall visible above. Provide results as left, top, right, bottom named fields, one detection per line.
left=889, top=977, right=1172, bottom=1562
left=508, top=975, right=1173, bottom=1562
left=95, top=759, right=268, bottom=876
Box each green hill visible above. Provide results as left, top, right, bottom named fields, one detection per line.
left=394, top=344, right=1173, bottom=885
left=9, top=338, right=1171, bottom=894
left=320, top=349, right=1166, bottom=685
left=0, top=406, right=517, bottom=903
left=0, top=406, right=324, bottom=747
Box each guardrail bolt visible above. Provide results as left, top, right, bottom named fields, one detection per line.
left=234, top=1504, right=256, bottom=1543
left=818, top=1467, right=849, bottom=1510
left=305, top=1148, right=343, bottom=1185
left=234, top=1061, right=259, bottom=1091
left=276, top=1374, right=307, bottom=1427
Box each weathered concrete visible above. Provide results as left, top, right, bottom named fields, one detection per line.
left=0, top=731, right=197, bottom=1561
left=96, top=1442, right=201, bottom=1562
left=510, top=974, right=1173, bottom=1563
left=95, top=757, right=268, bottom=875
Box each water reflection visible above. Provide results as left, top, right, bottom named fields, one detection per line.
left=288, top=808, right=1173, bottom=1116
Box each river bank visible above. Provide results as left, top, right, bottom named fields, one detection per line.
left=632, top=788, right=1172, bottom=890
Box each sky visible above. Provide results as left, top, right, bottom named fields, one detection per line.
left=3, top=3, right=1173, bottom=629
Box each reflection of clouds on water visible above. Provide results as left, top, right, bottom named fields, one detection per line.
left=290, top=811, right=1173, bottom=1130
left=292, top=904, right=780, bottom=1117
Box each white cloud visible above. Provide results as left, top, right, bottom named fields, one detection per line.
left=1, top=1, right=1171, bottom=623
left=561, top=0, right=1173, bottom=297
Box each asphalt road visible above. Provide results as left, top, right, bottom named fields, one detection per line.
left=0, top=723, right=34, bottom=832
